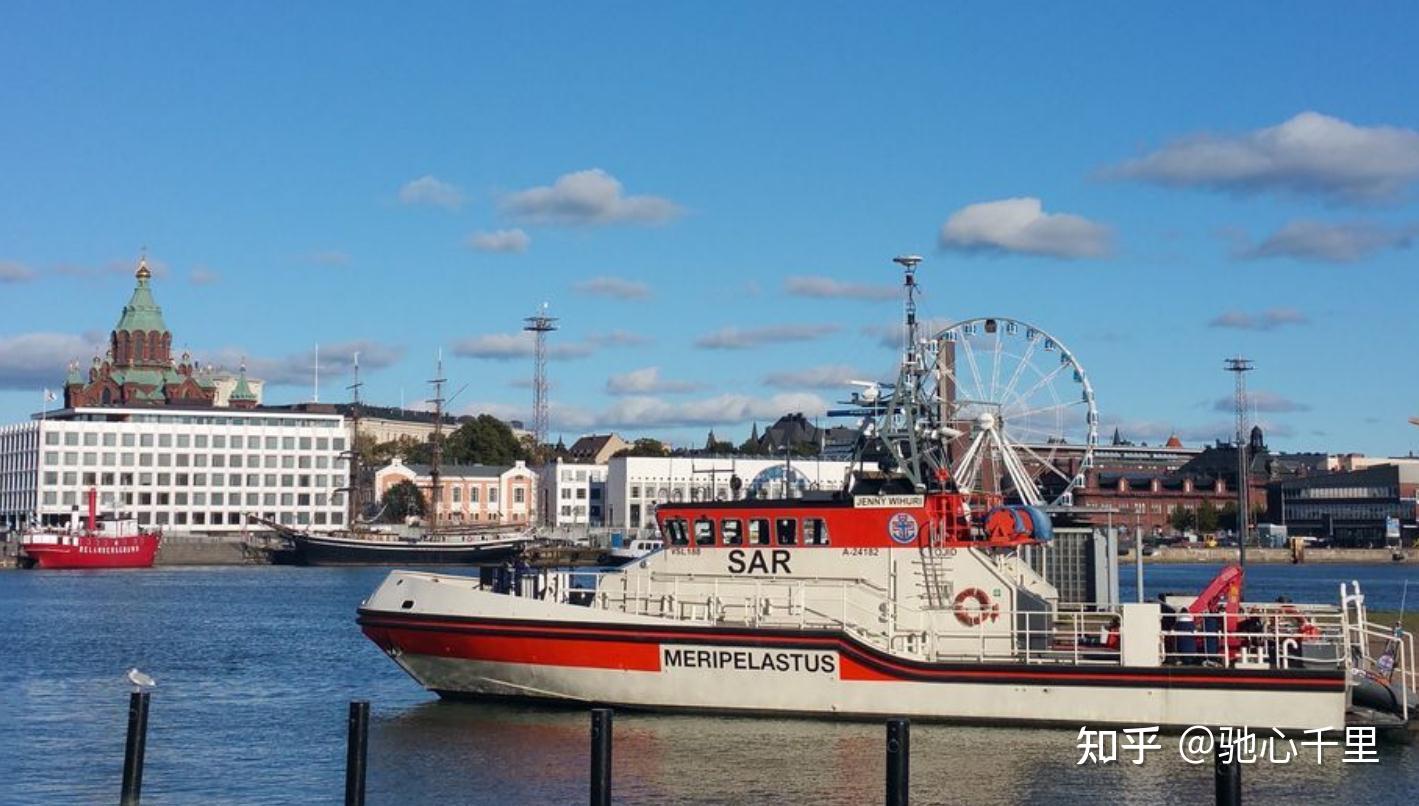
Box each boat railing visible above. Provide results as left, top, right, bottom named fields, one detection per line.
left=1339, top=581, right=1415, bottom=721
left=524, top=567, right=1360, bottom=673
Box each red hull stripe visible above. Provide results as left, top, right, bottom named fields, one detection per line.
left=358, top=610, right=1346, bottom=692
left=367, top=626, right=661, bottom=672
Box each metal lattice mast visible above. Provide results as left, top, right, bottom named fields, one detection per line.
left=1224, top=356, right=1254, bottom=565
left=523, top=304, right=558, bottom=445
left=344, top=351, right=363, bottom=529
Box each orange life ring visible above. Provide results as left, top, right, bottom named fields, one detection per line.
left=953, top=587, right=1000, bottom=626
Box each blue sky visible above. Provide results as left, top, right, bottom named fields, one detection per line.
left=2, top=2, right=1417, bottom=455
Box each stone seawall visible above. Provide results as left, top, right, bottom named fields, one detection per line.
left=1139, top=547, right=1416, bottom=564
left=156, top=535, right=262, bottom=566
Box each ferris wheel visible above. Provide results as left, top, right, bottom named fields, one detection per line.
left=922, top=317, right=1098, bottom=506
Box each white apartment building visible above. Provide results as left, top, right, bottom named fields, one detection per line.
left=0, top=406, right=348, bottom=533
left=538, top=461, right=608, bottom=527
left=605, top=455, right=852, bottom=531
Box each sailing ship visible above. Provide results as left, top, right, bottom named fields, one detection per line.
left=19, top=489, right=161, bottom=570
left=253, top=354, right=536, bottom=566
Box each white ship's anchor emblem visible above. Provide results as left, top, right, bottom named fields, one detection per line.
left=888, top=513, right=919, bottom=544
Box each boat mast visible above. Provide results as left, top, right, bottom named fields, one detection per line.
left=344, top=351, right=363, bottom=529
left=427, top=351, right=447, bottom=531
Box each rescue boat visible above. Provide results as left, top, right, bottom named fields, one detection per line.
left=357, top=255, right=1417, bottom=731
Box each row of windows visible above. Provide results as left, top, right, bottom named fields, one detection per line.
left=662, top=516, right=830, bottom=547
left=45, top=431, right=344, bottom=450
left=42, top=471, right=342, bottom=489
left=40, top=490, right=342, bottom=508
left=560, top=488, right=600, bottom=500
left=630, top=485, right=731, bottom=502
left=42, top=452, right=339, bottom=469
left=70, top=413, right=340, bottom=429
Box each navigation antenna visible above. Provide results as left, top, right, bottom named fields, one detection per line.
left=340, top=352, right=365, bottom=529
left=1224, top=356, right=1254, bottom=566
left=523, top=304, right=558, bottom=446
left=829, top=255, right=947, bottom=493
left=427, top=350, right=447, bottom=532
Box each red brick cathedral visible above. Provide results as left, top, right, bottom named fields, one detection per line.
left=63, top=258, right=256, bottom=409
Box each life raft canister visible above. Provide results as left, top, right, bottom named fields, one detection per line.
left=953, top=587, right=1000, bottom=626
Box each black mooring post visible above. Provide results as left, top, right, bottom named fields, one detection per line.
left=590, top=708, right=613, bottom=806
left=886, top=718, right=910, bottom=806
left=346, top=700, right=370, bottom=806
left=120, top=690, right=151, bottom=806
left=1214, top=737, right=1241, bottom=806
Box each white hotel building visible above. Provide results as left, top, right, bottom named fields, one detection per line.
left=0, top=260, right=351, bottom=535
left=0, top=406, right=348, bottom=534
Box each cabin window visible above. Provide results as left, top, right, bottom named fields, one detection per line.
left=748, top=518, right=770, bottom=546
left=694, top=518, right=715, bottom=546
left=805, top=518, right=829, bottom=546
left=775, top=518, right=797, bottom=545
left=721, top=518, right=743, bottom=545
left=664, top=517, right=690, bottom=545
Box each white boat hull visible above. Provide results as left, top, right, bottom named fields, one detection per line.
left=360, top=580, right=1349, bottom=731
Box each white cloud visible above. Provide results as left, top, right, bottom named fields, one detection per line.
left=784, top=276, right=898, bottom=301
left=0, top=260, right=36, bottom=283
left=694, top=324, right=839, bottom=350
left=1207, top=308, right=1309, bottom=331
left=398, top=175, right=464, bottom=209
left=574, top=276, right=651, bottom=300
left=1103, top=417, right=1295, bottom=445
left=500, top=169, right=681, bottom=226
left=209, top=341, right=405, bottom=387
left=189, top=267, right=221, bottom=286
left=0, top=332, right=96, bottom=390
left=1106, top=112, right=1419, bottom=202
left=1233, top=220, right=1417, bottom=263
left=605, top=367, right=701, bottom=395
left=466, top=228, right=531, bottom=253
left=464, top=392, right=828, bottom=432
left=762, top=364, right=863, bottom=390
left=938, top=197, right=1111, bottom=258
left=451, top=332, right=595, bottom=361
left=1212, top=390, right=1309, bottom=414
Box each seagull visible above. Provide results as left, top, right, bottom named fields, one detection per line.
left=126, top=668, right=157, bottom=691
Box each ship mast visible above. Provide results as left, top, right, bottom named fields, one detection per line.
left=831, top=255, right=952, bottom=492
left=427, top=351, right=447, bottom=532
left=344, top=351, right=363, bottom=530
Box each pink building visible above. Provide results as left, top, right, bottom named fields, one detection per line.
left=374, top=457, right=537, bottom=526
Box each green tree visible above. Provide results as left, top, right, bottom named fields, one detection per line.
left=1196, top=500, right=1220, bottom=533
left=737, top=437, right=766, bottom=455
left=443, top=414, right=527, bottom=465
left=381, top=479, right=425, bottom=523
left=1219, top=501, right=1239, bottom=532
left=615, top=438, right=670, bottom=458
left=1170, top=505, right=1196, bottom=532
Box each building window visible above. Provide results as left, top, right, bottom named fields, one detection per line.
left=514, top=488, right=525, bottom=504
left=469, top=487, right=479, bottom=503
left=804, top=518, right=829, bottom=546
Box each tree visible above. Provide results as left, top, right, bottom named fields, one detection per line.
left=1196, top=500, right=1220, bottom=534
left=706, top=439, right=735, bottom=454
left=737, top=437, right=766, bottom=455
left=1219, top=501, right=1239, bottom=532
left=1170, top=505, right=1196, bottom=533
left=443, top=414, right=526, bottom=465
left=615, top=438, right=670, bottom=458
left=381, top=480, right=425, bottom=523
